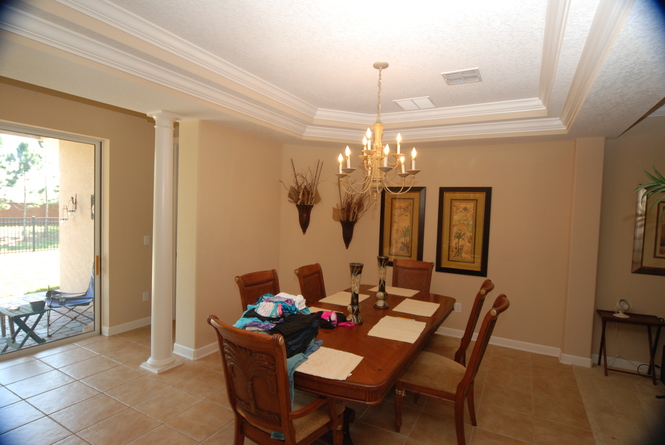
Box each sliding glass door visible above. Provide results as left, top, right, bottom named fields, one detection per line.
left=0, top=125, right=100, bottom=356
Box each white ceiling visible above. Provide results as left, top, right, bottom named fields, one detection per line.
left=0, top=0, right=664, bottom=147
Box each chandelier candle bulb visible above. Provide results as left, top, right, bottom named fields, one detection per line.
left=383, top=145, right=389, bottom=167
left=345, top=146, right=351, bottom=168
left=411, top=148, right=417, bottom=170
left=396, top=133, right=402, bottom=154
left=338, top=154, right=343, bottom=174
left=400, top=156, right=405, bottom=173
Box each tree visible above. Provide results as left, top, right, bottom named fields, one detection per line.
left=1, top=141, right=43, bottom=239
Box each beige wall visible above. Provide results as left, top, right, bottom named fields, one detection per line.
left=3, top=76, right=662, bottom=368
left=278, top=138, right=603, bottom=362
left=175, top=120, right=282, bottom=351
left=597, top=116, right=665, bottom=366
left=58, top=139, right=95, bottom=292
left=0, top=78, right=155, bottom=330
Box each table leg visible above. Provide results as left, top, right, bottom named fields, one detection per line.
left=648, top=326, right=662, bottom=386
left=599, top=319, right=608, bottom=375
left=3, top=312, right=47, bottom=351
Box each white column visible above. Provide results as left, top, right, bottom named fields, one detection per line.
left=141, top=111, right=182, bottom=374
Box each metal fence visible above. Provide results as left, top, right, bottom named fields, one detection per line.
left=0, top=217, right=60, bottom=254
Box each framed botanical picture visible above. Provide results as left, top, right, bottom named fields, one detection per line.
left=379, top=187, right=426, bottom=265
left=632, top=188, right=665, bottom=275
left=436, top=187, right=492, bottom=276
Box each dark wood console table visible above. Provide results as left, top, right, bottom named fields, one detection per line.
left=596, top=309, right=665, bottom=385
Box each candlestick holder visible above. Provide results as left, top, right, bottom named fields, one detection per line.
left=374, top=256, right=389, bottom=309
left=348, top=262, right=364, bottom=324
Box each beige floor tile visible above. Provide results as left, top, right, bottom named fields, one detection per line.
left=80, top=363, right=144, bottom=391
left=26, top=380, right=100, bottom=414
left=343, top=420, right=409, bottom=445
left=481, top=384, right=533, bottom=415
left=59, top=355, right=120, bottom=380
left=37, top=346, right=98, bottom=368
left=0, top=385, right=22, bottom=408
left=0, top=359, right=54, bottom=385
left=152, top=362, right=208, bottom=386
left=166, top=400, right=235, bottom=442
left=52, top=435, right=90, bottom=445
left=195, top=353, right=225, bottom=373
left=470, top=428, right=532, bottom=445
left=202, top=421, right=257, bottom=445
left=0, top=355, right=36, bottom=370
left=407, top=409, right=472, bottom=445
left=130, top=424, right=199, bottom=444
left=79, top=336, right=137, bottom=355
left=532, top=417, right=595, bottom=445
left=0, top=415, right=71, bottom=444
left=105, top=374, right=172, bottom=406
left=531, top=376, right=583, bottom=405
left=49, top=393, right=128, bottom=432
left=476, top=404, right=534, bottom=443
left=0, top=400, right=45, bottom=434
left=360, top=399, right=418, bottom=435
left=134, top=387, right=203, bottom=422
left=101, top=342, right=150, bottom=365
left=176, top=368, right=225, bottom=398
left=78, top=407, right=160, bottom=445
left=6, top=369, right=75, bottom=399
left=532, top=395, right=591, bottom=430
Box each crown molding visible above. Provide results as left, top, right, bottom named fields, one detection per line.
left=305, top=117, right=567, bottom=142
left=57, top=0, right=318, bottom=118
left=560, top=0, right=636, bottom=127
left=540, top=0, right=571, bottom=107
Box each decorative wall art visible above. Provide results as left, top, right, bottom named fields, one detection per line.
left=379, top=187, right=425, bottom=265
left=436, top=187, right=492, bottom=276
left=632, top=188, right=665, bottom=275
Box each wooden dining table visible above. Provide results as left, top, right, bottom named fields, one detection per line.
left=294, top=284, right=456, bottom=405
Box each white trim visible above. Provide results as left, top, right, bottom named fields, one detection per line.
left=103, top=316, right=150, bottom=336
left=174, top=341, right=218, bottom=361
left=435, top=327, right=590, bottom=367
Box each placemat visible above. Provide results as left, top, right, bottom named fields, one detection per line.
left=367, top=316, right=426, bottom=343
left=392, top=299, right=440, bottom=317
left=319, top=291, right=370, bottom=306
left=296, top=347, right=364, bottom=380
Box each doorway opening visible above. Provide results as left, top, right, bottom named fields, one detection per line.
left=0, top=125, right=100, bottom=356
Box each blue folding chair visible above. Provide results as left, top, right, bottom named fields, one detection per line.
left=45, top=267, right=94, bottom=337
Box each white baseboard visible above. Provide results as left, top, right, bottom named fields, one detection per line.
left=103, top=316, right=151, bottom=336
left=174, top=341, right=218, bottom=360
left=436, top=326, right=592, bottom=368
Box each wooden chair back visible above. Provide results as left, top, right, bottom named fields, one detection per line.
left=460, top=294, right=510, bottom=389
left=455, top=279, right=495, bottom=365
left=207, top=315, right=344, bottom=444
left=392, top=259, right=434, bottom=293
left=235, top=269, right=280, bottom=309
left=294, top=263, right=327, bottom=304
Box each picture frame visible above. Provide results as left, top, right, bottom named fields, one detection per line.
left=436, top=187, right=492, bottom=276
left=379, top=187, right=426, bottom=265
left=631, top=188, right=665, bottom=275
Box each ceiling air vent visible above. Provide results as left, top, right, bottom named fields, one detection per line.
left=442, top=68, right=482, bottom=85
left=393, top=96, right=436, bottom=111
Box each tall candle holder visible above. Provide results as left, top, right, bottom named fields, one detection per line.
left=374, top=256, right=389, bottom=309
left=348, top=262, right=364, bottom=324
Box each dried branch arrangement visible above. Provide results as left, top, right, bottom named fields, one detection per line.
left=332, top=180, right=371, bottom=222
left=281, top=159, right=322, bottom=206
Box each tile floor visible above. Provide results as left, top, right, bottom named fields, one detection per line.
left=0, top=327, right=663, bottom=445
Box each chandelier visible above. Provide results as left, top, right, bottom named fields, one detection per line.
left=336, top=62, right=420, bottom=197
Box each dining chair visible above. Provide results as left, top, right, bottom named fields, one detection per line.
left=392, top=259, right=434, bottom=293
left=394, top=294, right=510, bottom=445
left=294, top=263, right=327, bottom=304
left=207, top=315, right=344, bottom=445
left=423, top=279, right=495, bottom=365
left=234, top=269, right=280, bottom=309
